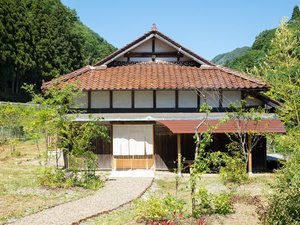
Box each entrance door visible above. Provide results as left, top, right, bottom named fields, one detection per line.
left=113, top=125, right=154, bottom=170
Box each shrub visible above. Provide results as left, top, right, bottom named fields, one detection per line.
left=213, top=193, right=233, bottom=215
left=79, top=173, right=104, bottom=190
left=193, top=188, right=233, bottom=218
left=219, top=156, right=248, bottom=185
left=38, top=167, right=73, bottom=188
left=135, top=195, right=185, bottom=222
left=38, top=167, right=104, bottom=190
left=193, top=188, right=213, bottom=218
left=164, top=194, right=185, bottom=220
left=260, top=152, right=300, bottom=224
left=135, top=196, right=169, bottom=222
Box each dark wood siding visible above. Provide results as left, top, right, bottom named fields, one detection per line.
left=92, top=126, right=112, bottom=170
left=252, top=136, right=267, bottom=171
left=154, top=126, right=177, bottom=170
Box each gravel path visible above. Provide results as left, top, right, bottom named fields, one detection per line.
left=11, top=178, right=153, bottom=225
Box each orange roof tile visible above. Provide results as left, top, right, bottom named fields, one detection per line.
left=43, top=62, right=269, bottom=91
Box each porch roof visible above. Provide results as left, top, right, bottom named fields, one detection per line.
left=72, top=112, right=285, bottom=133
left=158, top=119, right=285, bottom=134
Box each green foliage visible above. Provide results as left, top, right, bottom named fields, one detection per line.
left=0, top=0, right=115, bottom=101
left=193, top=188, right=213, bottom=217
left=252, top=29, right=276, bottom=51
left=253, top=19, right=300, bottom=129
left=260, top=152, right=300, bottom=224
left=291, top=5, right=300, bottom=21
left=211, top=46, right=250, bottom=66
left=38, top=167, right=74, bottom=188
left=163, top=194, right=185, bottom=218
left=213, top=193, right=234, bottom=215
left=219, top=156, right=248, bottom=185
left=135, top=196, right=169, bottom=222
left=38, top=166, right=104, bottom=190
left=135, top=195, right=185, bottom=222
left=193, top=188, right=233, bottom=218
left=226, top=49, right=265, bottom=72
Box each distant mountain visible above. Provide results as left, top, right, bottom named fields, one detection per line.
left=220, top=5, right=300, bottom=72
left=211, top=47, right=250, bottom=65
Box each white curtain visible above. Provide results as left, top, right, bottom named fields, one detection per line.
left=113, top=125, right=153, bottom=156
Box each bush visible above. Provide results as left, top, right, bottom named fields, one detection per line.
left=193, top=188, right=213, bottom=217
left=80, top=173, right=104, bottom=190
left=213, top=193, right=233, bottom=215
left=260, top=152, right=300, bottom=224
left=193, top=188, right=233, bottom=218
left=38, top=167, right=74, bottom=188
left=219, top=156, right=248, bottom=185
left=135, top=196, right=169, bottom=222
left=135, top=195, right=185, bottom=222
left=164, top=194, right=185, bottom=220
left=38, top=167, right=104, bottom=189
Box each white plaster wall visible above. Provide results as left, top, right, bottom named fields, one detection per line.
left=178, top=90, right=197, bottom=108
left=222, top=91, right=241, bottom=107
left=155, top=38, right=176, bottom=52
left=135, top=91, right=153, bottom=108
left=156, top=57, right=178, bottom=62
left=245, top=95, right=262, bottom=106
left=130, top=57, right=152, bottom=62
left=200, top=91, right=219, bottom=108
left=132, top=39, right=152, bottom=52
left=91, top=91, right=110, bottom=108
left=113, top=91, right=131, bottom=108
left=115, top=56, right=127, bottom=61
left=156, top=91, right=175, bottom=108
left=71, top=91, right=88, bottom=108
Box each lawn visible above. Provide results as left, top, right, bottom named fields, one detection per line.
left=83, top=172, right=275, bottom=225
left=0, top=140, right=95, bottom=224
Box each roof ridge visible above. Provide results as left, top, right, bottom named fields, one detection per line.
left=216, top=65, right=267, bottom=86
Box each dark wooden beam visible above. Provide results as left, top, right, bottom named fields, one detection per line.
left=219, top=90, right=223, bottom=108
left=153, top=90, right=156, bottom=109
left=175, top=90, right=179, bottom=109
left=109, top=91, right=113, bottom=109
left=87, top=91, right=91, bottom=109
left=152, top=38, right=155, bottom=53
left=152, top=38, right=155, bottom=62
left=124, top=52, right=184, bottom=58
left=197, top=91, right=200, bottom=110
left=132, top=90, right=135, bottom=108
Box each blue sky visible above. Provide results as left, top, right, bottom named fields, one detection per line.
left=62, top=0, right=299, bottom=60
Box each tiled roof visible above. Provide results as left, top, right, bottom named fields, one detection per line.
left=43, top=62, right=269, bottom=91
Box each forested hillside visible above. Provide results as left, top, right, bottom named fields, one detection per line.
left=211, top=46, right=250, bottom=65
left=0, top=0, right=116, bottom=102
left=223, top=6, right=300, bottom=72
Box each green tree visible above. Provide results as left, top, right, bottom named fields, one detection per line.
left=291, top=5, right=300, bottom=21
left=253, top=19, right=300, bottom=128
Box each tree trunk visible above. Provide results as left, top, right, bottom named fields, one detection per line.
left=63, top=151, right=69, bottom=169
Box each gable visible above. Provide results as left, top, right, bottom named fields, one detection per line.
left=95, top=28, right=213, bottom=66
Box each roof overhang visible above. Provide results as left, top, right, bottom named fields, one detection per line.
left=158, top=119, right=286, bottom=134
left=71, top=112, right=285, bottom=134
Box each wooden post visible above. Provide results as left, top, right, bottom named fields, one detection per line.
left=248, top=134, right=253, bottom=176
left=177, top=134, right=182, bottom=176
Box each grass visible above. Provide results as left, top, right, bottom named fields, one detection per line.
left=84, top=172, right=275, bottom=225
left=0, top=140, right=95, bottom=224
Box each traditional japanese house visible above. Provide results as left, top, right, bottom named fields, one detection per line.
left=43, top=25, right=285, bottom=173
